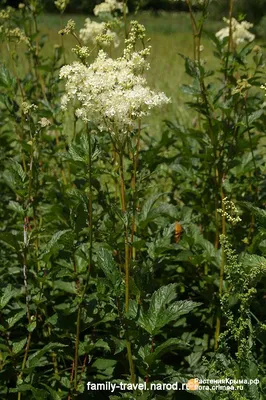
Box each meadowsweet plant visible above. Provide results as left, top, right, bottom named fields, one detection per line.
left=1, top=0, right=266, bottom=399
left=79, top=18, right=120, bottom=47
left=60, top=33, right=169, bottom=146
left=93, top=0, right=125, bottom=17
left=216, top=17, right=255, bottom=47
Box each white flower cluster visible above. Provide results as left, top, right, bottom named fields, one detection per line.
left=59, top=19, right=75, bottom=35
left=232, top=78, right=251, bottom=95
left=21, top=102, right=38, bottom=114
left=59, top=47, right=170, bottom=142
left=216, top=18, right=255, bottom=46
left=217, top=197, right=242, bottom=225
left=93, top=0, right=125, bottom=17
left=79, top=18, right=120, bottom=47
left=54, top=0, right=69, bottom=13
left=38, top=118, right=51, bottom=128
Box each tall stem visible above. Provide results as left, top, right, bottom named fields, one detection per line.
left=214, top=188, right=226, bottom=349
left=118, top=149, right=136, bottom=384
left=118, top=152, right=129, bottom=311
left=131, top=121, right=141, bottom=260
left=123, top=0, right=128, bottom=38
left=74, top=129, right=93, bottom=390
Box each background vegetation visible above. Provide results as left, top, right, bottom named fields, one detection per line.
left=1, top=0, right=266, bottom=400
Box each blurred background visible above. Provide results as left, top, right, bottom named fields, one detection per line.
left=1, top=0, right=266, bottom=132
left=1, top=0, right=266, bottom=26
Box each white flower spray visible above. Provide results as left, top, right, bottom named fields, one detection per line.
left=216, top=17, right=255, bottom=46
left=60, top=21, right=170, bottom=146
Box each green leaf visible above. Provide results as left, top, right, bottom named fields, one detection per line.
left=0, top=285, right=20, bottom=309
left=0, top=64, right=16, bottom=90
left=247, top=110, right=264, bottom=126
left=133, top=284, right=201, bottom=335
left=241, top=254, right=266, bottom=270
left=241, top=202, right=266, bottom=225
left=92, top=358, right=117, bottom=371
left=27, top=320, right=37, bottom=332
left=7, top=309, right=26, bottom=329
left=41, top=384, right=61, bottom=400
left=28, top=342, right=67, bottom=368
left=53, top=280, right=77, bottom=294
left=12, top=338, right=27, bottom=354
left=145, top=338, right=187, bottom=365
left=97, top=248, right=122, bottom=290
left=41, top=230, right=73, bottom=260
left=7, top=201, right=24, bottom=215
left=139, top=193, right=166, bottom=226
left=0, top=232, right=20, bottom=252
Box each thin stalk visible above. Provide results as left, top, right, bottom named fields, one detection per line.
left=74, top=307, right=81, bottom=390
left=214, top=188, right=226, bottom=349
left=224, top=0, right=234, bottom=81
left=118, top=152, right=129, bottom=311
left=126, top=335, right=136, bottom=384
left=17, top=333, right=32, bottom=400
left=123, top=0, right=128, bottom=38
left=186, top=0, right=197, bottom=61
left=131, top=121, right=141, bottom=260
left=74, top=129, right=93, bottom=390
left=60, top=13, right=66, bottom=64
left=117, top=149, right=136, bottom=384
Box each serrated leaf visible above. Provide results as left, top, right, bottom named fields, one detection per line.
left=0, top=232, right=20, bottom=252
left=248, top=110, right=264, bottom=126
left=241, top=254, right=266, bottom=269
left=41, top=230, right=72, bottom=260
left=0, top=285, right=20, bottom=309
left=0, top=64, right=16, bottom=90
left=7, top=309, right=26, bottom=329
left=145, top=338, right=187, bottom=365
left=12, top=338, right=27, bottom=354
left=41, top=384, right=61, bottom=400
left=28, top=342, right=67, bottom=368
left=134, top=284, right=201, bottom=335
left=139, top=193, right=166, bottom=226
left=7, top=201, right=24, bottom=215
left=97, top=248, right=122, bottom=290
left=53, top=280, right=77, bottom=294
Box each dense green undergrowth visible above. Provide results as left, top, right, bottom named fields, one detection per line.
left=1, top=1, right=266, bottom=399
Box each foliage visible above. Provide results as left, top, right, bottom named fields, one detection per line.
left=0, top=1, right=266, bottom=400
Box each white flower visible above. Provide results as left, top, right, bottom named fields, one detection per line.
left=93, top=0, right=125, bottom=16
left=21, top=102, right=38, bottom=114
left=54, top=0, right=69, bottom=12
left=59, top=48, right=170, bottom=143
left=79, top=18, right=120, bottom=47
left=216, top=18, right=255, bottom=46
left=38, top=118, right=51, bottom=127
left=58, top=19, right=75, bottom=35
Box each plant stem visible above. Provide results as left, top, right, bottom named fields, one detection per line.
left=117, top=149, right=136, bottom=384
left=74, top=129, right=93, bottom=391
left=123, top=0, right=128, bottom=38
left=17, top=333, right=32, bottom=400
left=126, top=334, right=136, bottom=384
left=118, top=152, right=129, bottom=311
left=131, top=120, right=141, bottom=260
left=214, top=188, right=226, bottom=349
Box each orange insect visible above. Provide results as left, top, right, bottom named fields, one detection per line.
left=174, top=222, right=183, bottom=243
